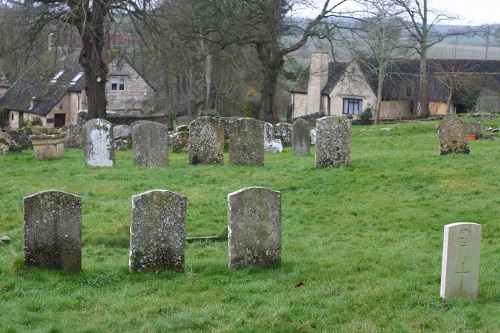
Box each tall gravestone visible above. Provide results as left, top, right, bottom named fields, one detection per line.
left=292, top=118, right=311, bottom=155
left=82, top=118, right=115, bottom=167
left=229, top=118, right=264, bottom=166
left=132, top=121, right=169, bottom=168
left=440, top=222, right=482, bottom=300
left=23, top=190, right=82, bottom=271
left=228, top=187, right=281, bottom=269
left=315, top=116, right=351, bottom=167
left=130, top=190, right=187, bottom=273
left=438, top=114, right=469, bottom=155
left=189, top=116, right=225, bottom=164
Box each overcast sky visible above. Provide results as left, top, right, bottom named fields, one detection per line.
left=303, top=0, right=497, bottom=26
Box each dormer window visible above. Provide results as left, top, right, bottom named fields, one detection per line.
left=70, top=72, right=84, bottom=85
left=50, top=70, right=65, bottom=83
left=111, top=78, right=125, bottom=91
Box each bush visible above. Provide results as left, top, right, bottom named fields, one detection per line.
left=31, top=117, right=42, bottom=126
left=359, top=106, right=373, bottom=125
left=199, top=109, right=220, bottom=118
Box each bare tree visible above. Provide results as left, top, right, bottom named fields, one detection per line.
left=392, top=0, right=475, bottom=118
left=11, top=0, right=151, bottom=120
left=331, top=0, right=412, bottom=124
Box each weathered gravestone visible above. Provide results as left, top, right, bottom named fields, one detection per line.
left=130, top=190, right=187, bottom=273
left=264, top=122, right=274, bottom=145
left=62, top=124, right=83, bottom=149
left=82, top=118, right=115, bottom=167
left=274, top=122, right=292, bottom=147
left=189, top=116, right=225, bottom=164
left=30, top=127, right=66, bottom=159
left=292, top=118, right=311, bottom=155
left=440, top=222, right=482, bottom=300
left=132, top=121, right=169, bottom=168
left=171, top=132, right=190, bottom=153
left=23, top=190, right=82, bottom=271
left=266, top=139, right=283, bottom=153
left=438, top=114, right=469, bottom=155
left=315, top=116, right=351, bottom=167
left=228, top=187, right=281, bottom=269
left=467, top=121, right=482, bottom=140
left=229, top=118, right=264, bottom=166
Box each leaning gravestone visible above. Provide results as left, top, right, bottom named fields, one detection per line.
left=440, top=222, right=482, bottom=300
left=228, top=187, right=281, bottom=269
left=315, top=116, right=351, bottom=167
left=132, top=121, right=169, bottom=168
left=229, top=118, right=264, bottom=166
left=23, top=190, right=82, bottom=271
left=82, top=118, right=115, bottom=167
left=292, top=118, right=311, bottom=155
left=130, top=190, right=187, bottom=273
left=438, top=114, right=469, bottom=155
left=189, top=116, right=225, bottom=164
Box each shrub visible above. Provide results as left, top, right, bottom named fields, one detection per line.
left=199, top=109, right=220, bottom=118
left=359, top=106, right=373, bottom=125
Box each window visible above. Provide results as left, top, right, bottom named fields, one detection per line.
left=70, top=72, right=84, bottom=86
left=50, top=70, right=65, bottom=83
left=111, top=78, right=125, bottom=91
left=343, top=98, right=363, bottom=115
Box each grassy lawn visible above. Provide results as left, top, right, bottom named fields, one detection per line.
left=1, top=118, right=499, bottom=332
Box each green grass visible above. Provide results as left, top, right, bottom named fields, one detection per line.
left=1, top=119, right=500, bottom=332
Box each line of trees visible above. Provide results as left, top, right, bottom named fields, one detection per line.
left=0, top=0, right=482, bottom=123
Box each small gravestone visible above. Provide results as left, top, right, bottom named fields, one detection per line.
left=132, top=121, right=169, bottom=168
left=229, top=118, right=264, bottom=166
left=467, top=121, right=482, bottom=139
left=228, top=187, right=281, bottom=269
left=438, top=114, right=469, bottom=155
left=440, top=222, right=482, bottom=300
left=310, top=128, right=317, bottom=145
left=62, top=124, right=83, bottom=149
left=292, top=118, right=310, bottom=155
left=130, top=190, right=187, bottom=273
left=189, top=116, right=225, bottom=164
left=23, top=190, right=82, bottom=271
left=274, top=122, right=292, bottom=147
left=315, top=116, right=351, bottom=167
left=82, top=118, right=115, bottom=167
left=171, top=132, right=190, bottom=153
left=265, top=139, right=283, bottom=153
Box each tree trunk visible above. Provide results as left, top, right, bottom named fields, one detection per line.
left=374, top=65, right=385, bottom=125
left=418, top=45, right=429, bottom=118
left=201, top=40, right=216, bottom=110
left=77, top=2, right=108, bottom=120
left=256, top=43, right=283, bottom=123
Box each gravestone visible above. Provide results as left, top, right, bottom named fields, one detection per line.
left=315, top=116, right=351, bottom=167
left=467, top=121, right=482, bottom=140
left=62, top=124, right=83, bottom=149
left=132, top=121, right=169, bottom=168
left=82, top=118, right=115, bottom=167
left=23, top=190, right=82, bottom=271
left=113, top=125, right=132, bottom=139
left=440, top=222, right=482, bottom=300
left=228, top=187, right=281, bottom=269
left=189, top=116, right=225, bottom=164
left=171, top=132, right=190, bottom=153
left=130, top=190, right=187, bottom=273
left=438, top=114, right=469, bottom=155
left=264, top=122, right=274, bottom=146
left=229, top=118, right=264, bottom=166
left=292, top=118, right=310, bottom=155
left=274, top=122, right=292, bottom=146
left=265, top=139, right=283, bottom=153
left=310, top=128, right=317, bottom=145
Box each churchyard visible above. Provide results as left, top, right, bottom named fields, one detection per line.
left=1, top=117, right=499, bottom=332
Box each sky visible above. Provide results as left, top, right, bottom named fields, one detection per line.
left=304, top=0, right=498, bottom=26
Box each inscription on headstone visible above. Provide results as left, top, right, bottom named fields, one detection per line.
left=292, top=118, right=311, bottom=155
left=132, top=121, right=169, bottom=168
left=130, top=190, right=187, bottom=273
left=23, top=190, right=82, bottom=271
left=229, top=118, right=264, bottom=166
left=189, top=116, right=225, bottom=164
left=82, top=118, right=115, bottom=167
left=438, top=114, right=469, bottom=155
left=440, top=222, right=482, bottom=300
left=228, top=187, right=281, bottom=269
left=315, top=116, right=351, bottom=167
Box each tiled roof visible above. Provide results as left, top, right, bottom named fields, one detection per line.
left=0, top=48, right=83, bottom=116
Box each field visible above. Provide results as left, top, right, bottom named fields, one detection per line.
left=1, top=118, right=500, bottom=332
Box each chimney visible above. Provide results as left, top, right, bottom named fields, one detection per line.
left=306, top=47, right=329, bottom=116
left=48, top=33, right=56, bottom=51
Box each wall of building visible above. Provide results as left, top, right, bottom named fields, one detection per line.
left=292, top=93, right=308, bottom=118
left=106, top=59, right=155, bottom=116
